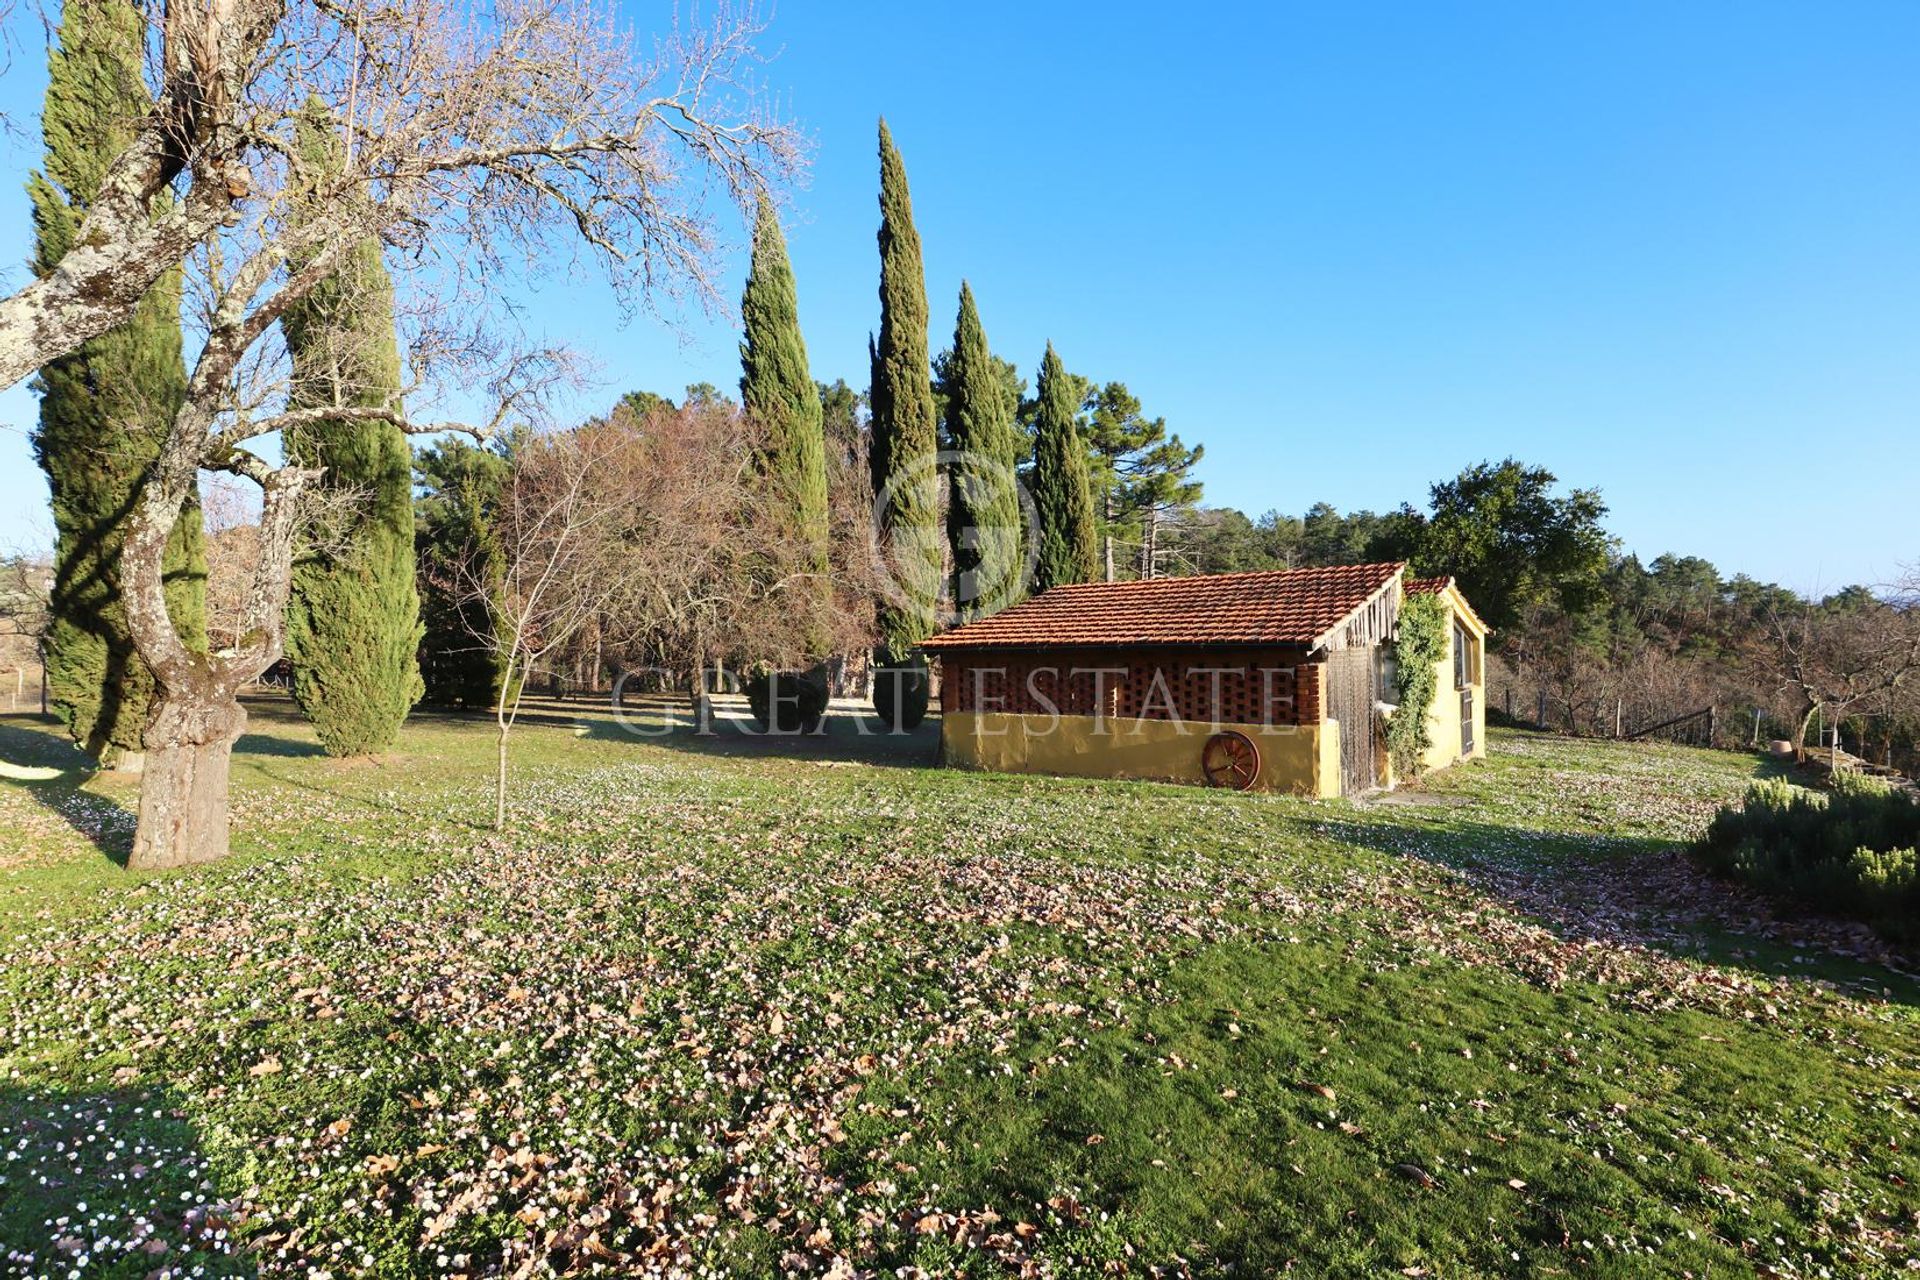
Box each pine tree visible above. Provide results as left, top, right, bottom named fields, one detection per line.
left=941, top=283, right=1025, bottom=619
left=739, top=193, right=829, bottom=580
left=869, top=119, right=940, bottom=655
left=1030, top=343, right=1098, bottom=591
left=30, top=0, right=206, bottom=765
left=1082, top=382, right=1203, bottom=580
left=281, top=100, right=423, bottom=756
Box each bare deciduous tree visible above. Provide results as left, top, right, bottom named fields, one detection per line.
left=1756, top=580, right=1920, bottom=756
left=198, top=475, right=262, bottom=654
left=0, top=552, right=53, bottom=710
left=0, top=0, right=273, bottom=386
left=592, top=399, right=876, bottom=703
left=460, top=425, right=638, bottom=831
left=460, top=401, right=878, bottom=830
left=106, top=0, right=798, bottom=868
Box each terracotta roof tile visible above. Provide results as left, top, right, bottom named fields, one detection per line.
left=923, top=563, right=1406, bottom=651
left=1405, top=574, right=1493, bottom=634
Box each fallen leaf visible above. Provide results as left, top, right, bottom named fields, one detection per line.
left=1393, top=1163, right=1437, bottom=1189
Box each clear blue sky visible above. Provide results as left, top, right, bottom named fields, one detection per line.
left=0, top=0, right=1914, bottom=593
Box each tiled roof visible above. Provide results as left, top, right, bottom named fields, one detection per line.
left=922, top=563, right=1406, bottom=651
left=1404, top=574, right=1493, bottom=634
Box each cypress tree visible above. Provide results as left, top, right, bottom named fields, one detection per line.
left=416, top=438, right=508, bottom=709
left=1030, top=343, right=1098, bottom=590
left=739, top=193, right=829, bottom=578
left=870, top=119, right=940, bottom=654
left=30, top=0, right=206, bottom=765
left=281, top=100, right=423, bottom=756
left=942, top=283, right=1025, bottom=619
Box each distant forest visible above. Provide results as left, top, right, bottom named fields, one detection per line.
left=1159, top=471, right=1916, bottom=771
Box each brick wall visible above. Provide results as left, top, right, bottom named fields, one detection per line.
left=940, top=646, right=1322, bottom=728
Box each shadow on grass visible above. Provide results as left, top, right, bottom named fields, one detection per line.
left=1318, top=811, right=1920, bottom=1006
left=245, top=763, right=492, bottom=832
left=588, top=700, right=941, bottom=771
left=0, top=1084, right=255, bottom=1276
left=0, top=716, right=135, bottom=866
left=232, top=731, right=327, bottom=759
left=433, top=692, right=946, bottom=772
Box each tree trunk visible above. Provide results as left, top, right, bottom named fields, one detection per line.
left=1103, top=491, right=1115, bottom=582
left=493, top=650, right=519, bottom=831
left=495, top=719, right=510, bottom=831
left=129, top=688, right=246, bottom=869
left=1791, top=698, right=1819, bottom=758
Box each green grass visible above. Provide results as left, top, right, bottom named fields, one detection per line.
left=0, top=701, right=1915, bottom=1277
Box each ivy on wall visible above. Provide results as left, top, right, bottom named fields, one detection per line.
left=1388, top=593, right=1451, bottom=780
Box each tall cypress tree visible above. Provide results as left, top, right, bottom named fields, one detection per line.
left=870, top=119, right=939, bottom=654
left=942, top=283, right=1025, bottom=619
left=739, top=193, right=829, bottom=581
left=1030, top=343, right=1098, bottom=591
left=281, top=100, right=423, bottom=756
left=30, top=0, right=206, bottom=765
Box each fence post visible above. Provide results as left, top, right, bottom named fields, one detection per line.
left=1707, top=705, right=1717, bottom=747
left=1536, top=690, right=1547, bottom=729
left=1614, top=698, right=1623, bottom=739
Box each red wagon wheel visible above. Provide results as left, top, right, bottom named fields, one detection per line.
left=1201, top=730, right=1261, bottom=791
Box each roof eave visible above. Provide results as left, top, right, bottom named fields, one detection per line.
left=1305, top=566, right=1407, bottom=652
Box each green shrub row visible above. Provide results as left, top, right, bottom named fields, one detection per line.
left=1696, top=771, right=1920, bottom=941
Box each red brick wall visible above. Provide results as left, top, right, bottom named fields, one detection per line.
left=939, top=647, right=1322, bottom=727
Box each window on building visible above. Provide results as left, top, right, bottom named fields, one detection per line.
left=1454, top=622, right=1472, bottom=689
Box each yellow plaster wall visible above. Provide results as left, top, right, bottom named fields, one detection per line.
left=943, top=712, right=1337, bottom=796
left=1318, top=717, right=1343, bottom=798
left=1417, top=609, right=1487, bottom=774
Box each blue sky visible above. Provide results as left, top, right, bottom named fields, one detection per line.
left=0, top=1, right=1914, bottom=592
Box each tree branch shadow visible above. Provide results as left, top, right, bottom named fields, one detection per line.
left=0, top=717, right=134, bottom=866
left=0, top=1083, right=256, bottom=1275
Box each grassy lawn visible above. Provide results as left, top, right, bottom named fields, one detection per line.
left=1, top=701, right=1915, bottom=1277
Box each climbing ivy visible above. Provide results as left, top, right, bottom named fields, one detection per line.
left=1388, top=593, right=1450, bottom=780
